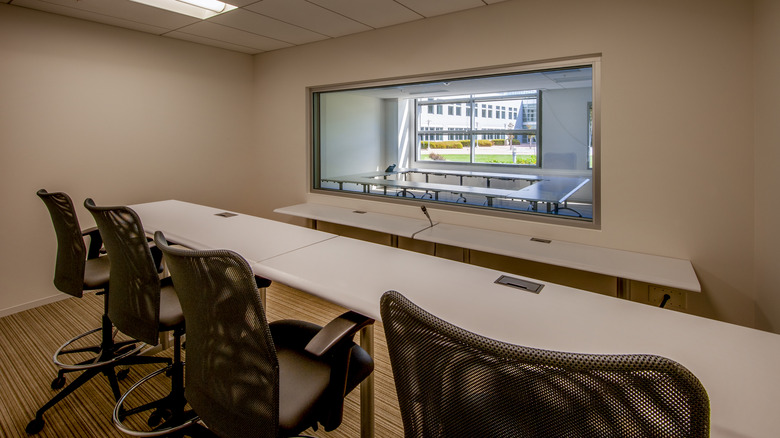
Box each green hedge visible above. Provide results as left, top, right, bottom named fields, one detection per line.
left=421, top=140, right=464, bottom=149
left=421, top=139, right=517, bottom=148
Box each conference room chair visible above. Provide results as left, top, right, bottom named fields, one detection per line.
left=380, top=290, right=710, bottom=438
left=153, top=231, right=375, bottom=438
left=85, top=199, right=196, bottom=436
left=27, top=190, right=170, bottom=435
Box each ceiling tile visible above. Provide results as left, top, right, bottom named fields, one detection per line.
left=308, top=0, right=423, bottom=29
left=174, top=21, right=293, bottom=52
left=166, top=30, right=262, bottom=54
left=209, top=8, right=327, bottom=45
left=8, top=0, right=499, bottom=54
left=395, top=0, right=486, bottom=18
left=244, top=0, right=370, bottom=38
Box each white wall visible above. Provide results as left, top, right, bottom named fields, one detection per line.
left=320, top=92, right=384, bottom=177
left=382, top=99, right=400, bottom=168
left=542, top=88, right=592, bottom=171
left=254, top=0, right=760, bottom=329
left=0, top=5, right=255, bottom=314
left=754, top=0, right=780, bottom=332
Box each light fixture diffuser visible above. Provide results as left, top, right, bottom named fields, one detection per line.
left=130, top=0, right=238, bottom=20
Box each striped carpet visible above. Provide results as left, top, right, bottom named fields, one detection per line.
left=0, top=283, right=403, bottom=437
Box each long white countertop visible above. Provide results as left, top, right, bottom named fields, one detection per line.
left=254, top=235, right=779, bottom=438
left=415, top=222, right=700, bottom=292
left=274, top=203, right=700, bottom=292
left=131, top=200, right=336, bottom=263
left=274, top=202, right=434, bottom=239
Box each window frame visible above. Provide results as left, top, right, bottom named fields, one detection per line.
left=308, top=55, right=601, bottom=229
left=416, top=92, right=540, bottom=167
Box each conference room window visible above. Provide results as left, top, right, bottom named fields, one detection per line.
left=416, top=93, right=538, bottom=166
left=310, top=56, right=600, bottom=227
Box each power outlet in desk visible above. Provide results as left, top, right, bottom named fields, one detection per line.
left=648, top=286, right=687, bottom=310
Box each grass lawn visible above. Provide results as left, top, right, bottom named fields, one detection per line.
left=423, top=154, right=537, bottom=165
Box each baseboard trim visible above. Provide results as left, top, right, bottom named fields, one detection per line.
left=0, top=293, right=69, bottom=318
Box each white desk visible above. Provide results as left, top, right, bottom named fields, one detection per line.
left=507, top=176, right=590, bottom=214
left=402, top=167, right=545, bottom=186
left=415, top=223, right=701, bottom=293
left=274, top=203, right=433, bottom=239
left=322, top=175, right=518, bottom=206
left=254, top=236, right=780, bottom=438
left=130, top=200, right=337, bottom=264
left=322, top=172, right=587, bottom=213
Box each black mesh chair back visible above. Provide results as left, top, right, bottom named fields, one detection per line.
left=156, top=236, right=280, bottom=437
left=155, top=231, right=375, bottom=438
left=37, top=189, right=97, bottom=297
left=380, top=290, right=710, bottom=438
left=84, top=199, right=161, bottom=346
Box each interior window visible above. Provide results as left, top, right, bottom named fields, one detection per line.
left=311, top=58, right=599, bottom=225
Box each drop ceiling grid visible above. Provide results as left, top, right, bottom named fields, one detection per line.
left=244, top=0, right=372, bottom=38
left=8, top=0, right=509, bottom=54
left=307, top=0, right=423, bottom=29
left=208, top=8, right=329, bottom=45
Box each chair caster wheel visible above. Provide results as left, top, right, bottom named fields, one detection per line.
left=50, top=376, right=66, bottom=390
left=148, top=408, right=172, bottom=428
left=26, top=418, right=45, bottom=434
left=117, top=368, right=130, bottom=381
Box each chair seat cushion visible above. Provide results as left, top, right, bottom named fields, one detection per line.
left=83, top=255, right=110, bottom=290
left=159, top=281, right=184, bottom=331
left=277, top=348, right=331, bottom=433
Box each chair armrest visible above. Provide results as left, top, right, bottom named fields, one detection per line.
left=305, top=311, right=374, bottom=357
left=82, top=226, right=104, bottom=259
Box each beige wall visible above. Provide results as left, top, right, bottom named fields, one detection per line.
left=754, top=0, right=780, bottom=332
left=254, top=0, right=761, bottom=328
left=0, top=5, right=255, bottom=314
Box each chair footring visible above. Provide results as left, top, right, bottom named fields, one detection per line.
left=113, top=364, right=197, bottom=437
left=53, top=327, right=144, bottom=370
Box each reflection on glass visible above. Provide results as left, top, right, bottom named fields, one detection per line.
left=312, top=63, right=597, bottom=223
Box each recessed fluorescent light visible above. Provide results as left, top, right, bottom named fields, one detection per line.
left=130, top=0, right=238, bottom=20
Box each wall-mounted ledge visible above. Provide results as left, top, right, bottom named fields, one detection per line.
left=274, top=203, right=701, bottom=294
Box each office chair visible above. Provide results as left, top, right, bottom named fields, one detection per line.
left=380, top=290, right=710, bottom=438
left=85, top=199, right=196, bottom=436
left=27, top=190, right=169, bottom=435
left=153, top=231, right=375, bottom=438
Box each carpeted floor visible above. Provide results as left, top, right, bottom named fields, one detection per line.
left=0, top=283, right=402, bottom=437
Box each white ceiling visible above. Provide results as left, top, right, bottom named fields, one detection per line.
left=6, top=0, right=509, bottom=54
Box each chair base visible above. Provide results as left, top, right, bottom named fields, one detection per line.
left=27, top=313, right=171, bottom=434
left=26, top=353, right=171, bottom=435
